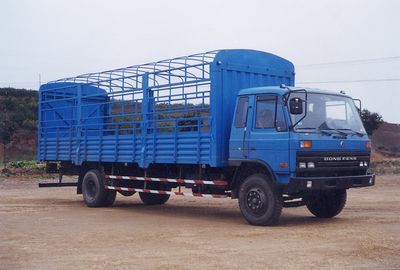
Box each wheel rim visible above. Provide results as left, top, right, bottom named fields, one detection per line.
left=246, top=188, right=267, bottom=216
left=86, top=178, right=97, bottom=200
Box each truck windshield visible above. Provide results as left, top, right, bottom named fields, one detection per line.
left=289, top=93, right=366, bottom=135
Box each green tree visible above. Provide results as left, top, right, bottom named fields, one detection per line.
left=0, top=120, right=17, bottom=145
left=361, top=109, right=384, bottom=136
left=0, top=88, right=38, bottom=165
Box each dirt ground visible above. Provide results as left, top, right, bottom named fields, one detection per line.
left=0, top=175, right=399, bottom=270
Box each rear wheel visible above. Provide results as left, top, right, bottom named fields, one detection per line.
left=306, top=189, right=347, bottom=218
left=139, top=181, right=170, bottom=205
left=139, top=193, right=170, bottom=205
left=238, top=174, right=282, bottom=226
left=118, top=190, right=136, bottom=197
left=82, top=169, right=116, bottom=207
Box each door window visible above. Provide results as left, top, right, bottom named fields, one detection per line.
left=234, top=97, right=249, bottom=128
left=255, top=96, right=287, bottom=131
left=256, top=97, right=275, bottom=129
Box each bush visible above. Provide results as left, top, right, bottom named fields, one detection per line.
left=9, top=160, right=43, bottom=169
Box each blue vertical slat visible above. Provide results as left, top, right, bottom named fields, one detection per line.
left=115, top=124, right=119, bottom=162
left=38, top=90, right=44, bottom=160
left=133, top=99, right=138, bottom=159
left=69, top=128, right=72, bottom=160
left=75, top=84, right=82, bottom=165
left=84, top=127, right=88, bottom=161
left=56, top=128, right=59, bottom=160
left=141, top=73, right=149, bottom=167
left=197, top=119, right=201, bottom=163
left=99, top=124, right=103, bottom=161
left=209, top=62, right=221, bottom=167
left=174, top=119, right=178, bottom=162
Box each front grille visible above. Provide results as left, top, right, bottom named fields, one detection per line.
left=296, top=151, right=370, bottom=177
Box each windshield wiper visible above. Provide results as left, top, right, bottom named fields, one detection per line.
left=336, top=128, right=365, bottom=137
left=317, top=122, right=348, bottom=136
left=296, top=127, right=364, bottom=137
left=296, top=127, right=317, bottom=130
left=295, top=127, right=332, bottom=135
left=318, top=128, right=348, bottom=136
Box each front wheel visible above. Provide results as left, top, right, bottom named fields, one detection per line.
left=306, top=189, right=347, bottom=218
left=238, top=174, right=282, bottom=226
left=82, top=169, right=116, bottom=207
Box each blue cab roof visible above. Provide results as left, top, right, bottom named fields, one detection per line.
left=238, top=86, right=349, bottom=98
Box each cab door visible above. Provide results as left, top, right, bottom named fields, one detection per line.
left=247, top=95, right=290, bottom=179
left=229, top=95, right=252, bottom=160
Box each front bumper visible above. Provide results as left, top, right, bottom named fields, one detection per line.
left=286, top=174, right=375, bottom=194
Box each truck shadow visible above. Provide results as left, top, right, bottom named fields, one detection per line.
left=112, top=200, right=347, bottom=227
left=27, top=196, right=348, bottom=227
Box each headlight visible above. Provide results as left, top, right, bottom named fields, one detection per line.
left=298, top=162, right=315, bottom=169
left=307, top=162, right=315, bottom=168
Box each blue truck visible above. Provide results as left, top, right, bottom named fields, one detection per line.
left=38, top=49, right=375, bottom=225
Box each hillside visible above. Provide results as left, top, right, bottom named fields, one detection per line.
left=0, top=88, right=38, bottom=162
left=372, top=122, right=400, bottom=157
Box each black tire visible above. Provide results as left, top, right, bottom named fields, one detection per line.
left=118, top=190, right=136, bottom=197
left=238, top=174, right=282, bottom=226
left=139, top=192, right=170, bottom=205
left=306, top=189, right=347, bottom=218
left=103, top=190, right=117, bottom=207
left=82, top=169, right=116, bottom=207
left=139, top=182, right=171, bottom=205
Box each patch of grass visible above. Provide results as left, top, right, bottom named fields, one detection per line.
left=369, top=158, right=400, bottom=175
left=2, top=160, right=46, bottom=176
left=9, top=160, right=41, bottom=168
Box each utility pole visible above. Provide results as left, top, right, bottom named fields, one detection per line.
left=2, top=89, right=8, bottom=170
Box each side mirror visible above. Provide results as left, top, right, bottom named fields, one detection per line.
left=353, top=98, right=362, bottom=114
left=289, top=97, right=303, bottom=115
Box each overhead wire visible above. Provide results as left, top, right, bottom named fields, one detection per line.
left=297, top=56, right=400, bottom=68
left=297, top=78, right=400, bottom=84
left=2, top=56, right=400, bottom=86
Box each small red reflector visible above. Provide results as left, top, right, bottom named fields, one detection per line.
left=279, top=162, right=289, bottom=168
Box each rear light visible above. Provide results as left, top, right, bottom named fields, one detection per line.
left=365, top=141, right=371, bottom=149
left=300, top=140, right=312, bottom=148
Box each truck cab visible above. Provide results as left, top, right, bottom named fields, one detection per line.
left=229, top=86, right=374, bottom=225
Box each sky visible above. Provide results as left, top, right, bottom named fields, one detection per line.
left=1, top=0, right=399, bottom=123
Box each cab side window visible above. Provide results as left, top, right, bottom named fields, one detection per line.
left=234, top=97, right=249, bottom=128
left=255, top=96, right=287, bottom=131
left=256, top=97, right=275, bottom=128
left=276, top=103, right=287, bottom=131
